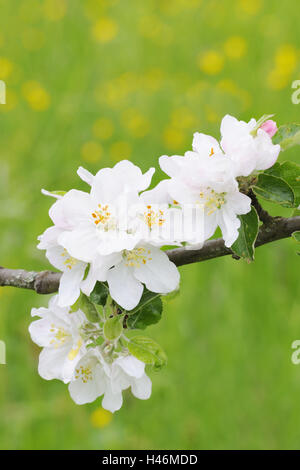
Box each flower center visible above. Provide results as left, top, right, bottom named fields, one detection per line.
left=75, top=364, right=93, bottom=383
left=61, top=249, right=78, bottom=270
left=91, top=204, right=116, bottom=231
left=123, top=247, right=152, bottom=268
left=199, top=189, right=226, bottom=215
left=144, top=205, right=165, bottom=229
left=49, top=324, right=70, bottom=348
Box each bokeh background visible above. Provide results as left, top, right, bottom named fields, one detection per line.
left=0, top=0, right=300, bottom=450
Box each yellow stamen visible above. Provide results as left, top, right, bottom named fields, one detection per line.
left=68, top=339, right=83, bottom=361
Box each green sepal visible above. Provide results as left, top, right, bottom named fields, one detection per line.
left=71, top=293, right=100, bottom=323
left=103, top=316, right=123, bottom=341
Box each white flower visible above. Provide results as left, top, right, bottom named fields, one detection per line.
left=50, top=161, right=155, bottom=261
left=132, top=193, right=184, bottom=247
left=68, top=350, right=152, bottom=412
left=106, top=244, right=180, bottom=310
left=159, top=152, right=251, bottom=247
left=192, top=132, right=223, bottom=158
left=38, top=227, right=87, bottom=307
left=78, top=242, right=180, bottom=311
left=29, top=296, right=88, bottom=383
left=220, top=114, right=280, bottom=177
left=77, top=161, right=154, bottom=191
left=81, top=243, right=180, bottom=311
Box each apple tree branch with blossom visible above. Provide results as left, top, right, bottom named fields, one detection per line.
left=1, top=114, right=300, bottom=413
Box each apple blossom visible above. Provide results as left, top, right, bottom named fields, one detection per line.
left=159, top=152, right=251, bottom=247
left=29, top=295, right=88, bottom=383
left=104, top=244, right=180, bottom=311
left=220, top=114, right=280, bottom=176
left=38, top=226, right=87, bottom=308
left=51, top=161, right=155, bottom=260
left=68, top=351, right=152, bottom=412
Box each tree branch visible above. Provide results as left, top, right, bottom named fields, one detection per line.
left=1, top=216, right=299, bottom=294
left=248, top=189, right=274, bottom=225
left=0, top=268, right=61, bottom=294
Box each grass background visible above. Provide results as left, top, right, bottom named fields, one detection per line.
left=0, top=0, right=300, bottom=449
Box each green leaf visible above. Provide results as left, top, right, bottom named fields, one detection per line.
left=89, top=282, right=109, bottom=306
left=103, top=316, right=123, bottom=341
left=127, top=336, right=167, bottom=370
left=231, top=206, right=259, bottom=262
left=253, top=173, right=294, bottom=207
left=71, top=293, right=100, bottom=323
left=266, top=161, right=300, bottom=207
left=127, top=289, right=161, bottom=314
left=292, top=231, right=300, bottom=243
left=272, top=124, right=300, bottom=150
left=127, top=296, right=163, bottom=330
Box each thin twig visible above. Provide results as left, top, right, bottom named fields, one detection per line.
left=248, top=189, right=274, bottom=225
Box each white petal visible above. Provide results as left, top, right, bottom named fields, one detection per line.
left=131, top=374, right=152, bottom=400
left=115, top=355, right=145, bottom=379
left=203, top=211, right=218, bottom=241
left=140, top=180, right=172, bottom=205
left=102, top=385, right=123, bottom=413
left=81, top=253, right=121, bottom=296
left=29, top=314, right=70, bottom=348
left=58, top=228, right=99, bottom=263
left=38, top=226, right=63, bottom=250
left=218, top=207, right=241, bottom=247
left=255, top=129, right=281, bottom=170
left=30, top=306, right=49, bottom=318
left=107, top=263, right=144, bottom=311
left=44, top=245, right=66, bottom=271
left=58, top=189, right=92, bottom=227
left=113, top=160, right=155, bottom=191
left=159, top=154, right=185, bottom=178
left=38, top=345, right=71, bottom=382
left=58, top=263, right=86, bottom=308
left=110, top=367, right=131, bottom=394
left=226, top=191, right=251, bottom=215
left=133, top=247, right=180, bottom=294
left=91, top=161, right=154, bottom=203
left=69, top=361, right=106, bottom=404
left=192, top=133, right=221, bottom=157
left=49, top=198, right=69, bottom=228
left=77, top=166, right=94, bottom=186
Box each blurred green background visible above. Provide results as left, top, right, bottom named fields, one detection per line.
left=0, top=0, right=300, bottom=450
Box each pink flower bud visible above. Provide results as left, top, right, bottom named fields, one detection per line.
left=260, top=120, right=278, bottom=138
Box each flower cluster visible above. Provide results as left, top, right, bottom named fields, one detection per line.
left=30, top=114, right=280, bottom=412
